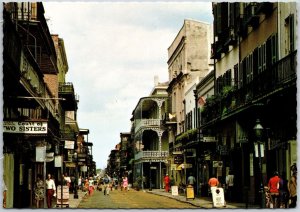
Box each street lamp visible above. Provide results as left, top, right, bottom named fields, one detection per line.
left=253, top=119, right=265, bottom=208
left=73, top=152, right=78, bottom=199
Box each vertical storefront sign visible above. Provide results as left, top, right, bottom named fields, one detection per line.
left=36, top=146, right=46, bottom=162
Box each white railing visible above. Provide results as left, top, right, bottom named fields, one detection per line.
left=134, top=151, right=169, bottom=160
left=135, top=119, right=161, bottom=133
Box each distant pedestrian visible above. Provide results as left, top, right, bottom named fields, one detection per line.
left=88, top=177, right=94, bottom=196
left=78, top=176, right=82, bottom=190
left=34, top=174, right=44, bottom=208
left=64, top=173, right=71, bottom=188
left=45, top=174, right=56, bottom=208
left=164, top=174, right=170, bottom=192
left=2, top=178, right=7, bottom=208
left=279, top=173, right=289, bottom=208
left=225, top=171, right=234, bottom=202
left=122, top=176, right=128, bottom=192
left=208, top=176, right=219, bottom=188
left=288, top=172, right=297, bottom=208
left=103, top=174, right=110, bottom=195
left=187, top=173, right=196, bottom=186
left=268, top=171, right=280, bottom=208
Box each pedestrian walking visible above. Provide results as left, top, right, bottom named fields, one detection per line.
left=208, top=176, right=219, bottom=197
left=78, top=176, right=82, bottom=190
left=122, top=175, right=128, bottom=192
left=103, top=174, right=110, bottom=195
left=268, top=171, right=280, bottom=208
left=164, top=174, right=170, bottom=192
left=225, top=171, right=235, bottom=202
left=2, top=179, right=7, bottom=208
left=34, top=174, right=44, bottom=208
left=208, top=176, right=219, bottom=187
left=45, top=173, right=56, bottom=208
left=64, top=173, right=71, bottom=188
left=279, top=172, right=289, bottom=208
left=288, top=172, right=297, bottom=208
left=187, top=173, right=196, bottom=186
left=88, top=177, right=94, bottom=196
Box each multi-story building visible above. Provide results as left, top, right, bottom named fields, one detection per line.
left=3, top=2, right=86, bottom=207
left=3, top=2, right=60, bottom=207
left=165, top=19, right=212, bottom=189
left=200, top=2, right=297, bottom=204
left=119, top=132, right=133, bottom=180
left=131, top=78, right=169, bottom=189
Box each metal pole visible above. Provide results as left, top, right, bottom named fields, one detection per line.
left=43, top=159, right=47, bottom=208
left=160, top=162, right=162, bottom=189
left=149, top=161, right=152, bottom=191
left=61, top=146, right=63, bottom=208
left=258, top=142, right=265, bottom=208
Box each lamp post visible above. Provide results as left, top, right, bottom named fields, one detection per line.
left=253, top=119, right=265, bottom=208
left=73, top=152, right=78, bottom=199
left=149, top=161, right=152, bottom=191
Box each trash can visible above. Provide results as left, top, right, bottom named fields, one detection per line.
left=186, top=185, right=195, bottom=200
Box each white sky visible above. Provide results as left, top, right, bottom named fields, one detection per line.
left=43, top=1, right=213, bottom=169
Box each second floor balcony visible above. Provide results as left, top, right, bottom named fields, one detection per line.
left=202, top=51, right=296, bottom=126
left=135, top=119, right=161, bottom=133
left=134, top=150, right=169, bottom=161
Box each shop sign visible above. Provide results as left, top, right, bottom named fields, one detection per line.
left=65, top=162, right=76, bottom=168
left=64, top=140, right=74, bottom=149
left=55, top=156, right=62, bottom=167
left=171, top=164, right=177, bottom=171
left=171, top=186, right=179, bottom=196
left=36, top=146, right=46, bottom=162
left=213, top=161, right=223, bottom=168
left=77, top=153, right=86, bottom=158
left=3, top=121, right=47, bottom=134
left=211, top=187, right=225, bottom=207
left=203, top=137, right=217, bottom=142
left=174, top=155, right=184, bottom=164
left=81, top=165, right=87, bottom=172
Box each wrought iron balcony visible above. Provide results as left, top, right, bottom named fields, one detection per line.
left=59, top=82, right=78, bottom=111
left=202, top=51, right=297, bottom=125
left=134, top=151, right=169, bottom=161
left=135, top=119, right=161, bottom=133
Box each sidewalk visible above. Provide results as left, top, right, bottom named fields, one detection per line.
left=55, top=190, right=88, bottom=208
left=146, top=189, right=260, bottom=209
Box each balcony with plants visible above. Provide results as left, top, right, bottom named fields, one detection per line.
left=201, top=51, right=297, bottom=126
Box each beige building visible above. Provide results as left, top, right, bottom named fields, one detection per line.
left=166, top=19, right=213, bottom=186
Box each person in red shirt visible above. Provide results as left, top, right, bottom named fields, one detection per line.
left=268, top=171, right=280, bottom=208
left=208, top=176, right=219, bottom=187
left=164, top=174, right=170, bottom=192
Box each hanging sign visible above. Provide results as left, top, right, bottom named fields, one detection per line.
left=65, top=140, right=75, bottom=149
left=36, top=146, right=46, bottom=162
left=3, top=121, right=47, bottom=134
left=55, top=156, right=62, bottom=167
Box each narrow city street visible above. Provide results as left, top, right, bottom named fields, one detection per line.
left=77, top=189, right=197, bottom=209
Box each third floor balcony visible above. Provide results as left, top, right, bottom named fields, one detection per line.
left=59, top=82, right=79, bottom=111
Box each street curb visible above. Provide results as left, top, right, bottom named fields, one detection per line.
left=146, top=190, right=207, bottom=208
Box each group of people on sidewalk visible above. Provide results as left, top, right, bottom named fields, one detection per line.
left=161, top=164, right=297, bottom=209
left=33, top=173, right=56, bottom=208
left=266, top=168, right=297, bottom=208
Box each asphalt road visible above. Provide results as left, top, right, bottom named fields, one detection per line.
left=78, top=188, right=197, bottom=209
